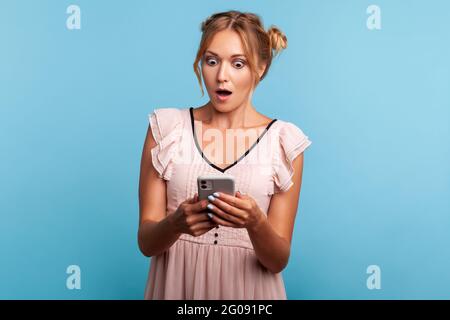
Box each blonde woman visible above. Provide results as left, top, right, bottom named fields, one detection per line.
left=138, top=10, right=312, bottom=300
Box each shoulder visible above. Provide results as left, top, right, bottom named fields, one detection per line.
left=148, top=107, right=185, bottom=127
left=273, top=118, right=306, bottom=134
left=272, top=119, right=312, bottom=154
left=270, top=119, right=312, bottom=193
left=148, top=107, right=188, bottom=137
left=146, top=107, right=188, bottom=180
left=149, top=107, right=186, bottom=116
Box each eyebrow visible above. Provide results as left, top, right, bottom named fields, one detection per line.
left=205, top=50, right=246, bottom=58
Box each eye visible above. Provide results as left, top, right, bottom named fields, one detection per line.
left=205, top=57, right=218, bottom=66
left=204, top=56, right=246, bottom=69
left=233, top=60, right=246, bottom=69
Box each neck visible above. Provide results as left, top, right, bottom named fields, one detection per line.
left=204, top=101, right=256, bottom=129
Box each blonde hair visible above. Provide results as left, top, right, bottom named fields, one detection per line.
left=193, top=10, right=288, bottom=96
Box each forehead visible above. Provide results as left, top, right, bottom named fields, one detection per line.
left=206, top=30, right=245, bottom=57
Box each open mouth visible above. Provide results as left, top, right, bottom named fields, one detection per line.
left=216, top=89, right=233, bottom=97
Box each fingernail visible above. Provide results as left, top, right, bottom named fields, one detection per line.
left=207, top=203, right=214, bottom=210
left=213, top=192, right=220, bottom=197
left=207, top=213, right=213, bottom=219
left=207, top=195, right=215, bottom=202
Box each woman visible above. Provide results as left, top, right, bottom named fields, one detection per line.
left=138, top=10, right=312, bottom=299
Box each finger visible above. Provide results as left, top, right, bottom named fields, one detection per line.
left=207, top=203, right=244, bottom=226
left=194, top=225, right=218, bottom=236
left=236, top=191, right=247, bottom=198
left=212, top=192, right=248, bottom=210
left=208, top=197, right=245, bottom=220
left=189, top=213, right=212, bottom=224
left=189, top=199, right=209, bottom=214
left=192, top=220, right=218, bottom=231
left=186, top=194, right=196, bottom=204
left=210, top=212, right=241, bottom=228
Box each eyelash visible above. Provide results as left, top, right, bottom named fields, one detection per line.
left=205, top=56, right=246, bottom=69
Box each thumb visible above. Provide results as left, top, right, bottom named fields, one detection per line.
left=187, top=193, right=197, bottom=204
left=236, top=190, right=246, bottom=198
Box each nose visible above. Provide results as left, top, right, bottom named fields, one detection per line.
left=217, top=61, right=230, bottom=83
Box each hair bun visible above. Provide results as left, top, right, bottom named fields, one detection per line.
left=267, top=26, right=287, bottom=56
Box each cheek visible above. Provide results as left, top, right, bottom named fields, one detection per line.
left=201, top=66, right=210, bottom=78
left=202, top=68, right=215, bottom=87
left=233, top=71, right=254, bottom=91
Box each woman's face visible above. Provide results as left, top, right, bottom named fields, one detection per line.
left=201, top=29, right=261, bottom=112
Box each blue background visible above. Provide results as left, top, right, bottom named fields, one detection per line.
left=1, top=0, right=449, bottom=299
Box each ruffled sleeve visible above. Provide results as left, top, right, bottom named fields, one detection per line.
left=273, top=121, right=312, bottom=193
left=148, top=108, right=184, bottom=180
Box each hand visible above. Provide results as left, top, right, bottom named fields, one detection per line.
left=171, top=193, right=218, bottom=237
left=206, top=191, right=265, bottom=230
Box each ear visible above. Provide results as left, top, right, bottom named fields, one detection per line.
left=257, top=63, right=267, bottom=79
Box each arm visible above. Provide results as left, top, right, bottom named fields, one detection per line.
left=247, top=153, right=305, bottom=273
left=137, top=124, right=181, bottom=257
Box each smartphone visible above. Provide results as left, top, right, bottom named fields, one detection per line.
left=197, top=175, right=235, bottom=217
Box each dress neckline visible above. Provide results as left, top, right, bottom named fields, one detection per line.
left=189, top=107, right=277, bottom=173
